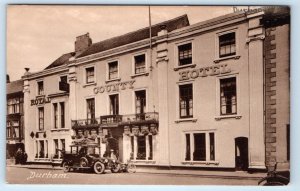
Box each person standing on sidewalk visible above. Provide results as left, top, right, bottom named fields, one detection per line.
left=15, top=148, right=22, bottom=164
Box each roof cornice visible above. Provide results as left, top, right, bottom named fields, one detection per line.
left=71, top=12, right=248, bottom=65
left=22, top=64, right=68, bottom=80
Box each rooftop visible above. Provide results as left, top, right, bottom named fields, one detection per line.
left=7, top=80, right=23, bottom=95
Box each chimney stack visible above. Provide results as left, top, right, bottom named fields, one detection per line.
left=75, top=33, right=92, bottom=57
left=6, top=74, right=10, bottom=83
left=24, top=68, right=31, bottom=76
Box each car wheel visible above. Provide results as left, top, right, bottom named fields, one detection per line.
left=79, top=157, right=88, bottom=167
left=127, top=163, right=136, bottom=173
left=94, top=161, right=105, bottom=174
left=62, top=162, right=70, bottom=173
left=111, top=163, right=121, bottom=173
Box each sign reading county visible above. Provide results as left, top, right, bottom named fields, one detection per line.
left=94, top=80, right=135, bottom=94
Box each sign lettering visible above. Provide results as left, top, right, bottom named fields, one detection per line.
left=179, top=64, right=231, bottom=81
left=31, top=97, right=51, bottom=106
left=94, top=80, right=135, bottom=94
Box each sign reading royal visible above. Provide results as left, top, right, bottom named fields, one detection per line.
left=94, top=80, right=135, bottom=94
left=31, top=96, right=51, bottom=106
left=179, top=64, right=231, bottom=81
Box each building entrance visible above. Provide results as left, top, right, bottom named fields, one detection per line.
left=105, top=129, right=123, bottom=162
left=235, top=137, right=249, bottom=171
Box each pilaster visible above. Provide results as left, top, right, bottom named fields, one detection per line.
left=156, top=26, right=170, bottom=166
left=247, top=12, right=266, bottom=170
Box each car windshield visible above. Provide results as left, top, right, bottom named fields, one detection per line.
left=87, top=147, right=100, bottom=155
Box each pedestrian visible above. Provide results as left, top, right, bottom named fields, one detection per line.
left=21, top=152, right=28, bottom=165
left=15, top=148, right=22, bottom=164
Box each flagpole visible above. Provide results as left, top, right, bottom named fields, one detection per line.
left=149, top=5, right=153, bottom=71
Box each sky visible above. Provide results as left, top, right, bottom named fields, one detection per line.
left=6, top=5, right=240, bottom=81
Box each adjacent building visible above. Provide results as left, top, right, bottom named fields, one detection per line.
left=22, top=8, right=290, bottom=171
left=6, top=79, right=24, bottom=159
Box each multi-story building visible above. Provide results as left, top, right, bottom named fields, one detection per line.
left=6, top=79, right=24, bottom=159
left=22, top=8, right=289, bottom=171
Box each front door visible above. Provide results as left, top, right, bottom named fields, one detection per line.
left=105, top=129, right=123, bottom=162
left=235, top=137, right=249, bottom=171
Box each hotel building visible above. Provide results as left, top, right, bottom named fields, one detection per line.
left=22, top=8, right=289, bottom=171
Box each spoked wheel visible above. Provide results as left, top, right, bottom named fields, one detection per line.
left=93, top=161, right=105, bottom=174
left=111, top=163, right=121, bottom=173
left=127, top=163, right=136, bottom=173
left=62, top=162, right=70, bottom=173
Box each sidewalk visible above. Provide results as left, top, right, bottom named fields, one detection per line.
left=7, top=164, right=265, bottom=180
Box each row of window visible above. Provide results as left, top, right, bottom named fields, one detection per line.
left=179, top=77, right=237, bottom=118
left=185, top=132, right=215, bottom=162
left=36, top=32, right=236, bottom=95
left=35, top=139, right=65, bottom=159
left=37, top=76, right=67, bottom=96
left=178, top=32, right=236, bottom=66
left=38, top=102, right=65, bottom=131
left=86, top=90, right=146, bottom=119
left=7, top=97, right=23, bottom=114
left=85, top=54, right=146, bottom=84
left=36, top=76, right=236, bottom=130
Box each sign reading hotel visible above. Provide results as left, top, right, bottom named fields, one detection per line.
left=179, top=64, right=231, bottom=81
left=31, top=96, right=51, bottom=106
left=94, top=80, right=135, bottom=94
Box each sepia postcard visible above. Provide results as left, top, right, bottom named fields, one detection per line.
left=6, top=5, right=290, bottom=185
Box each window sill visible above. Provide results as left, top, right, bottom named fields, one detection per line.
left=175, top=118, right=197, bottom=123
left=36, top=94, right=45, bottom=98
left=130, top=72, right=149, bottom=78
left=215, top=115, right=242, bottom=121
left=214, top=55, right=240, bottom=63
left=83, top=82, right=97, bottom=87
left=173, top=64, right=196, bottom=71
left=50, top=128, right=70, bottom=132
left=132, top=160, right=156, bottom=164
left=181, top=161, right=219, bottom=165
left=105, top=78, right=121, bottom=83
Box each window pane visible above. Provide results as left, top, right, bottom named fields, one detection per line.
left=109, top=61, right=118, bottom=80
left=209, top=133, right=215, bottom=161
left=135, top=90, right=146, bottom=115
left=53, top=103, right=58, bottom=129
left=220, top=77, right=237, bottom=115
left=135, top=54, right=146, bottom=74
left=137, top=136, right=146, bottom=160
left=60, top=102, right=65, bottom=128
left=86, top=67, right=94, bottom=83
left=185, top=134, right=191, bottom=161
left=109, top=94, right=119, bottom=115
left=38, top=107, right=44, bottom=130
left=149, top=135, right=153, bottom=160
left=86, top=98, right=95, bottom=121
left=178, top=43, right=192, bottom=66
left=179, top=84, right=193, bottom=118
left=38, top=81, right=44, bottom=95
left=194, top=133, right=206, bottom=161
left=219, top=32, right=236, bottom=57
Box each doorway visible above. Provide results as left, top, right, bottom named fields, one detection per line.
left=235, top=137, right=249, bottom=171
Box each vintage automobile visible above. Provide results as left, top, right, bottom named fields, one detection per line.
left=61, top=141, right=106, bottom=174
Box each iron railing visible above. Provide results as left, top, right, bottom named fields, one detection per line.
left=72, top=112, right=158, bottom=128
